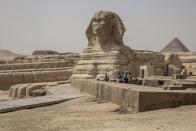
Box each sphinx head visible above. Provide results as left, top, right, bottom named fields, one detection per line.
left=86, top=11, right=126, bottom=47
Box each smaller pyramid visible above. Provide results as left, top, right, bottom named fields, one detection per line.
left=161, top=38, right=190, bottom=53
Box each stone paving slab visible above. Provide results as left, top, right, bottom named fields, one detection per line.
left=46, top=84, right=82, bottom=95
left=0, top=84, right=84, bottom=113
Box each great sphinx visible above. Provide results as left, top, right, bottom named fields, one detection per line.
left=85, top=11, right=127, bottom=51
left=72, top=11, right=133, bottom=79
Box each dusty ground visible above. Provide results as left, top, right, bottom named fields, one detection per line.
left=0, top=95, right=196, bottom=131
left=0, top=49, right=21, bottom=61
left=0, top=90, right=10, bottom=101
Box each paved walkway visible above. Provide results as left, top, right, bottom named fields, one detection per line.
left=0, top=84, right=84, bottom=113
left=46, top=84, right=82, bottom=95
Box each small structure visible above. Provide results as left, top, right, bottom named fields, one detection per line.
left=140, top=62, right=169, bottom=78
left=32, top=50, right=59, bottom=55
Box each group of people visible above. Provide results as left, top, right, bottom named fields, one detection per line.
left=117, top=72, right=133, bottom=83
left=102, top=72, right=133, bottom=83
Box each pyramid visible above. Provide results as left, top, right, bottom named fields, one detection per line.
left=161, top=38, right=190, bottom=53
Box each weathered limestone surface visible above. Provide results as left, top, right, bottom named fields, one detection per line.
left=166, top=54, right=183, bottom=76
left=9, top=83, right=47, bottom=98
left=0, top=70, right=72, bottom=87
left=161, top=38, right=190, bottom=53
left=163, top=52, right=196, bottom=75
left=31, top=88, right=46, bottom=97
left=32, top=50, right=59, bottom=55
left=72, top=11, right=165, bottom=79
left=72, top=11, right=132, bottom=79
left=140, top=76, right=196, bottom=89
left=71, top=79, right=196, bottom=113
left=0, top=61, right=75, bottom=72
left=9, top=53, right=80, bottom=63
left=0, top=53, right=80, bottom=89
left=0, top=84, right=83, bottom=113
left=131, top=51, right=165, bottom=77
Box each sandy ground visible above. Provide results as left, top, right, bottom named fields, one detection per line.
left=0, top=91, right=10, bottom=101
left=0, top=95, right=196, bottom=131
left=0, top=49, right=21, bottom=61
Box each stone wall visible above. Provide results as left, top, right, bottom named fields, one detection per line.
left=126, top=51, right=165, bottom=77
left=183, top=63, right=196, bottom=76
left=0, top=54, right=80, bottom=90
left=0, top=61, right=74, bottom=72
left=0, top=69, right=72, bottom=89
left=9, top=53, right=80, bottom=64
left=162, top=52, right=196, bottom=76
left=71, top=79, right=196, bottom=113
left=71, top=79, right=139, bottom=112
left=32, top=50, right=59, bottom=55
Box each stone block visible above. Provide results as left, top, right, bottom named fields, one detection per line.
left=23, top=72, right=34, bottom=83
left=13, top=73, right=24, bottom=84
left=9, top=83, right=47, bottom=98
left=33, top=72, right=45, bottom=82
left=31, top=88, right=46, bottom=97
left=4, top=73, right=13, bottom=85
left=17, top=84, right=29, bottom=98
left=0, top=73, right=5, bottom=85
left=26, top=84, right=46, bottom=97
left=0, top=65, right=3, bottom=70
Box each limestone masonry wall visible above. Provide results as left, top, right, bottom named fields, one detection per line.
left=0, top=61, right=74, bottom=72
left=127, top=51, right=165, bottom=77
left=163, top=52, right=196, bottom=75
left=71, top=79, right=196, bottom=113
left=0, top=70, right=72, bottom=89
left=0, top=53, right=80, bottom=89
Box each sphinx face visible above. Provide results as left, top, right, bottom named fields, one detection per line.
left=92, top=13, right=113, bottom=37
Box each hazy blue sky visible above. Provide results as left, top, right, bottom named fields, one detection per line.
left=0, top=0, right=196, bottom=54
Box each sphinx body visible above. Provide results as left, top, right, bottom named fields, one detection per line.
left=72, top=11, right=133, bottom=79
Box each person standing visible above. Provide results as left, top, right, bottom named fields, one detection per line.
left=128, top=73, right=133, bottom=83
left=104, top=73, right=109, bottom=82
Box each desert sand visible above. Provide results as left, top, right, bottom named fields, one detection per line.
left=0, top=49, right=21, bottom=61
left=0, top=95, right=195, bottom=131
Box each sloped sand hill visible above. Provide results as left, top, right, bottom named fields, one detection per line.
left=0, top=49, right=22, bottom=61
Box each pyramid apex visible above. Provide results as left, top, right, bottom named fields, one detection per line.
left=173, top=37, right=179, bottom=41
